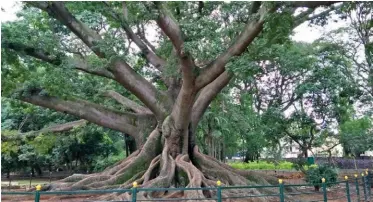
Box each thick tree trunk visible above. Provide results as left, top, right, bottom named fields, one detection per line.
left=31, top=167, right=35, bottom=177
left=303, top=150, right=308, bottom=158
left=35, top=165, right=43, bottom=176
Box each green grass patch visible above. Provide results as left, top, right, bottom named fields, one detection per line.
left=1, top=179, right=49, bottom=186
left=229, top=161, right=294, bottom=170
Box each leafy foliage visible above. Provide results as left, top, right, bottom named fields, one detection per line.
left=305, top=164, right=338, bottom=190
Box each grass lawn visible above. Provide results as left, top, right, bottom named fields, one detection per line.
left=1, top=179, right=50, bottom=186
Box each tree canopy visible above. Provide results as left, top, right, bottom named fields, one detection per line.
left=1, top=1, right=372, bottom=199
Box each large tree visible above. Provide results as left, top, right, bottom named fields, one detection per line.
left=2, top=1, right=344, bottom=200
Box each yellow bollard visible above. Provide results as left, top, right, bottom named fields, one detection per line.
left=279, top=179, right=284, bottom=202
left=216, top=180, right=222, bottom=202
left=35, top=185, right=42, bottom=202
left=132, top=181, right=138, bottom=188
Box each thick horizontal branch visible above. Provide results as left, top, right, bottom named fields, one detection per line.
left=2, top=120, right=87, bottom=141
left=191, top=71, right=233, bottom=130
left=289, top=1, right=340, bottom=9
left=71, top=58, right=114, bottom=79
left=3, top=42, right=62, bottom=65
left=19, top=91, right=144, bottom=138
left=103, top=90, right=152, bottom=114
left=38, top=119, right=87, bottom=133
left=4, top=41, right=114, bottom=79
left=294, top=3, right=342, bottom=27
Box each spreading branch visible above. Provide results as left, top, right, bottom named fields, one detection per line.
left=108, top=58, right=169, bottom=119
left=19, top=90, right=144, bottom=138
left=196, top=1, right=341, bottom=91
left=28, top=2, right=168, bottom=118
left=154, top=2, right=184, bottom=54
left=3, top=42, right=62, bottom=65
left=2, top=120, right=87, bottom=141
left=3, top=41, right=115, bottom=79
left=103, top=90, right=152, bottom=114
left=138, top=24, right=157, bottom=52
left=288, top=1, right=340, bottom=9
left=103, top=2, right=166, bottom=71
left=195, top=4, right=268, bottom=90
left=294, top=3, right=343, bottom=27
left=28, top=2, right=104, bottom=57
left=191, top=71, right=233, bottom=129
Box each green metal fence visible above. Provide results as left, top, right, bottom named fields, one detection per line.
left=2, top=171, right=372, bottom=202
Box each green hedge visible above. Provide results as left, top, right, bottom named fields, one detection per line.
left=229, top=161, right=294, bottom=170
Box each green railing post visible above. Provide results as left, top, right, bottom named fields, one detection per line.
left=132, top=181, right=138, bottom=202
left=367, top=169, right=371, bottom=197
left=362, top=173, right=368, bottom=202
left=279, top=179, right=285, bottom=202
left=35, top=185, right=41, bottom=202
left=355, top=174, right=360, bottom=202
left=345, top=176, right=351, bottom=202
left=216, top=180, right=222, bottom=202
left=322, top=178, right=327, bottom=202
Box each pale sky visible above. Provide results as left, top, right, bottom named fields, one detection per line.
left=1, top=1, right=21, bottom=22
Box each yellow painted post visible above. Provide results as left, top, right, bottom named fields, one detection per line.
left=355, top=174, right=360, bottom=202
left=322, top=178, right=327, bottom=202
left=362, top=173, right=368, bottom=201
left=132, top=181, right=138, bottom=202
left=217, top=180, right=222, bottom=202
left=279, top=179, right=285, bottom=202
left=345, top=176, right=351, bottom=202
left=35, top=184, right=41, bottom=202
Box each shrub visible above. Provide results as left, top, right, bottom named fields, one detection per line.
left=304, top=164, right=338, bottom=191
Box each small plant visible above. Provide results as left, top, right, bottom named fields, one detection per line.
left=304, top=164, right=338, bottom=191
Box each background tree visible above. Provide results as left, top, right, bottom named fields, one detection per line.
left=1, top=98, right=123, bottom=176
